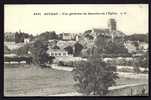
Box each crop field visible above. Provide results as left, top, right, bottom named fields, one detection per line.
left=4, top=64, right=148, bottom=96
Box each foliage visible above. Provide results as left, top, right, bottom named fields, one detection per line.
left=72, top=56, right=119, bottom=96
left=15, top=32, right=33, bottom=43
left=30, top=40, right=49, bottom=66
left=4, top=45, right=11, bottom=54
left=36, top=31, right=57, bottom=41
left=133, top=57, right=141, bottom=73
left=133, top=52, right=148, bottom=73
left=15, top=44, right=30, bottom=56
left=132, top=41, right=139, bottom=50
left=5, top=32, right=15, bottom=42
left=139, top=52, right=148, bottom=68
left=84, top=30, right=92, bottom=34
left=94, top=35, right=108, bottom=53
left=64, top=46, right=73, bottom=54
left=85, top=34, right=94, bottom=40
left=74, top=42, right=83, bottom=56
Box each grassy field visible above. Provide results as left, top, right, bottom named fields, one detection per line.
left=4, top=64, right=148, bottom=96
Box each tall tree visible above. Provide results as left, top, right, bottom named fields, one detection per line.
left=74, top=42, right=83, bottom=56
left=72, top=56, right=118, bottom=96
left=30, top=40, right=49, bottom=66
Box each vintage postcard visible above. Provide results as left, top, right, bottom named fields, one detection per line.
left=4, top=4, right=148, bottom=96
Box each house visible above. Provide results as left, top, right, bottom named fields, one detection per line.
left=59, top=33, right=76, bottom=40
left=57, top=40, right=76, bottom=49
left=47, top=40, right=77, bottom=56
left=47, top=49, right=68, bottom=57
left=124, top=40, right=137, bottom=53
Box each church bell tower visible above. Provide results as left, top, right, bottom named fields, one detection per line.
left=108, top=18, right=117, bottom=42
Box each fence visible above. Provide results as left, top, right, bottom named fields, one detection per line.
left=107, top=83, right=148, bottom=96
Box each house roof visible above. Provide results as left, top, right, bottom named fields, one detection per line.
left=57, top=40, right=76, bottom=49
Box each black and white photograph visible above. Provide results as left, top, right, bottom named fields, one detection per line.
left=4, top=4, right=149, bottom=96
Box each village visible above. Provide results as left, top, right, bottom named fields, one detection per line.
left=4, top=19, right=148, bottom=96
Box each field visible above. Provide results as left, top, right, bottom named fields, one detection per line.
left=4, top=64, right=148, bottom=96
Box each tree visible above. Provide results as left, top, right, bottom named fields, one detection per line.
left=74, top=42, right=83, bottom=56
left=64, top=46, right=73, bottom=54
left=30, top=40, right=49, bottom=66
left=94, top=35, right=108, bottom=53
left=140, top=52, right=148, bottom=69
left=37, top=31, right=57, bottom=41
left=132, top=41, right=139, bottom=50
left=72, top=56, right=119, bottom=96
left=15, top=32, right=32, bottom=43
left=133, top=56, right=141, bottom=73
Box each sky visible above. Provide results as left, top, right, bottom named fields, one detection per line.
left=4, top=4, right=148, bottom=35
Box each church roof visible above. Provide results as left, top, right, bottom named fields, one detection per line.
left=92, top=28, right=125, bottom=37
